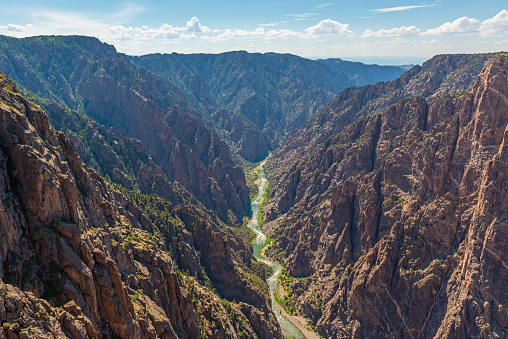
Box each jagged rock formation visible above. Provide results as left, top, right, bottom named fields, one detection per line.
left=0, top=35, right=249, bottom=222
left=130, top=52, right=408, bottom=151
left=265, top=54, right=508, bottom=337
left=271, top=53, right=497, bottom=178
left=130, top=51, right=351, bottom=148
left=0, top=72, right=282, bottom=338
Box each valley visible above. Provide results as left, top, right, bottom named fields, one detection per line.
left=0, top=33, right=506, bottom=339
left=247, top=158, right=306, bottom=339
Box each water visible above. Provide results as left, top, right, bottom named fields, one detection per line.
left=247, top=159, right=305, bottom=339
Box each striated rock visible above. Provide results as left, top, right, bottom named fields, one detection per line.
left=210, top=109, right=271, bottom=162
left=0, top=35, right=249, bottom=223
left=266, top=54, right=508, bottom=337
left=269, top=53, right=498, bottom=182
left=130, top=51, right=354, bottom=147
left=0, top=72, right=282, bottom=338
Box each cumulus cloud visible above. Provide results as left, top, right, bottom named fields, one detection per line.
left=479, top=10, right=508, bottom=36
left=362, top=26, right=420, bottom=37
left=421, top=17, right=480, bottom=35
left=305, top=19, right=353, bottom=36
left=107, top=17, right=210, bottom=40
left=6, top=24, right=23, bottom=32
left=184, top=17, right=211, bottom=33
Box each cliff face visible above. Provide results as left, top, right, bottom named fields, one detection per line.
left=130, top=51, right=405, bottom=151
left=0, top=73, right=282, bottom=338
left=270, top=53, right=498, bottom=180
left=0, top=35, right=249, bottom=222
left=265, top=55, right=508, bottom=337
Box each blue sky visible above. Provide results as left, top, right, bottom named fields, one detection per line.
left=0, top=1, right=507, bottom=63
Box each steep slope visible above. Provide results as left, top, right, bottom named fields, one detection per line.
left=318, top=58, right=410, bottom=86
left=271, top=53, right=498, bottom=180
left=0, top=71, right=283, bottom=338
left=0, top=35, right=249, bottom=222
left=130, top=51, right=354, bottom=147
left=264, top=54, right=508, bottom=337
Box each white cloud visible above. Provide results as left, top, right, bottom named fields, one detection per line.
left=208, top=27, right=305, bottom=41
left=215, top=27, right=267, bottom=40
left=421, top=39, right=440, bottom=45
left=106, top=17, right=210, bottom=41
left=370, top=5, right=436, bottom=13
left=184, top=17, right=210, bottom=33
left=6, top=24, right=23, bottom=32
left=421, top=16, right=480, bottom=35
left=265, top=29, right=304, bottom=39
left=259, top=21, right=288, bottom=27
left=479, top=10, right=508, bottom=36
left=362, top=26, right=420, bottom=37
left=314, top=3, right=333, bottom=10
left=285, top=13, right=318, bottom=19
left=305, top=19, right=353, bottom=36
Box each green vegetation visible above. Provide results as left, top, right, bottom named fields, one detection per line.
left=275, top=268, right=297, bottom=314
left=130, top=290, right=140, bottom=302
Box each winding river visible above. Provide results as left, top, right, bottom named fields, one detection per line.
left=247, top=159, right=305, bottom=339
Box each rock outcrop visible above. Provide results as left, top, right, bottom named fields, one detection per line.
left=0, top=72, right=282, bottom=338
left=270, top=53, right=498, bottom=180
left=0, top=35, right=249, bottom=223
left=265, top=54, right=508, bottom=337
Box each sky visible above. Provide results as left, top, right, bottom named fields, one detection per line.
left=0, top=0, right=507, bottom=64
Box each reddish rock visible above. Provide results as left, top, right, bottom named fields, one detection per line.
left=266, top=54, right=508, bottom=337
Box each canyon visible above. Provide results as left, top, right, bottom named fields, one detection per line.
left=0, top=34, right=506, bottom=338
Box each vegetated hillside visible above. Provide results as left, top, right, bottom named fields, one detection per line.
left=264, top=54, right=508, bottom=337
left=131, top=51, right=350, bottom=149
left=318, top=58, right=410, bottom=86
left=270, top=53, right=498, bottom=179
left=131, top=52, right=406, bottom=150
left=0, top=71, right=283, bottom=338
left=0, top=35, right=249, bottom=222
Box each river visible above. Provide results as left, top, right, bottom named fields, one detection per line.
left=247, top=158, right=306, bottom=339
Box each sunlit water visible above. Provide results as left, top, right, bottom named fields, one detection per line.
left=247, top=159, right=305, bottom=339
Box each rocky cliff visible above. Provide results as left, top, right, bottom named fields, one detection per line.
left=270, top=53, right=498, bottom=180
left=131, top=51, right=407, bottom=152
left=0, top=72, right=282, bottom=338
left=265, top=54, right=508, bottom=337
left=0, top=35, right=249, bottom=222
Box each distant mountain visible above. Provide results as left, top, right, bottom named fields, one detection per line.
left=263, top=53, right=508, bottom=337
left=0, top=35, right=249, bottom=222
left=318, top=58, right=410, bottom=86
left=130, top=52, right=409, bottom=153
left=130, top=51, right=352, bottom=148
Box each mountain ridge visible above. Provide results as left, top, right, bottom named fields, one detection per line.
left=263, top=53, right=508, bottom=337
left=0, top=69, right=283, bottom=338
left=0, top=35, right=249, bottom=223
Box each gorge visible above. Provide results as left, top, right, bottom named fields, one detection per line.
left=0, top=34, right=506, bottom=339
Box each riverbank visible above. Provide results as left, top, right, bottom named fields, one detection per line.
left=247, top=158, right=305, bottom=339
left=248, top=158, right=322, bottom=339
